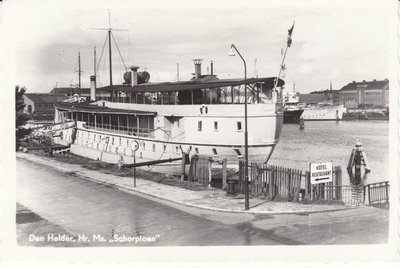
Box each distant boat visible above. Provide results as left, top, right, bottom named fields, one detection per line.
left=301, top=104, right=347, bottom=121
left=283, top=91, right=303, bottom=124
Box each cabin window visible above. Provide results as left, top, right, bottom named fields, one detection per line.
left=163, top=144, right=167, bottom=152
left=212, top=148, right=218, bottom=156
left=175, top=146, right=179, bottom=153
left=111, top=137, right=114, bottom=145
left=142, top=142, right=146, bottom=150
left=152, top=144, right=156, bottom=152
left=214, top=121, right=218, bottom=131
left=198, top=121, right=202, bottom=131
left=195, top=148, right=199, bottom=154
left=237, top=121, right=242, bottom=131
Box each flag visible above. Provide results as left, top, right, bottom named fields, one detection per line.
left=287, top=22, right=295, bottom=47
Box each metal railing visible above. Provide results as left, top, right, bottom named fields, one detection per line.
left=364, top=181, right=390, bottom=205
left=84, top=122, right=155, bottom=138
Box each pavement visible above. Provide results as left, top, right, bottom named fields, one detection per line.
left=16, top=152, right=352, bottom=214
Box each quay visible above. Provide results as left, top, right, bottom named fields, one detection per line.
left=17, top=152, right=384, bottom=214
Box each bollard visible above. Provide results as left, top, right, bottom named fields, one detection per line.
left=226, top=180, right=236, bottom=196
left=299, top=117, right=305, bottom=130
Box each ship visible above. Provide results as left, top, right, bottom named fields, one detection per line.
left=283, top=90, right=303, bottom=124
left=53, top=64, right=285, bottom=165
left=301, top=103, right=347, bottom=121
left=50, top=20, right=294, bottom=168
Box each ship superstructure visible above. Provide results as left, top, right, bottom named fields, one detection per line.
left=54, top=61, right=285, bottom=165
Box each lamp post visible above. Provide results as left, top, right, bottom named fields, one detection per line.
left=229, top=44, right=249, bottom=210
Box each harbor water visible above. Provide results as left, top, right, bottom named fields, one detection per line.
left=268, top=121, right=389, bottom=185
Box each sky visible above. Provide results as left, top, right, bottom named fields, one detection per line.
left=1, top=0, right=395, bottom=93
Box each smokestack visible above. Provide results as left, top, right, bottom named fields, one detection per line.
left=193, top=59, right=202, bottom=79
left=129, top=65, right=140, bottom=86
left=90, top=75, right=96, bottom=101
left=210, top=60, right=214, bottom=75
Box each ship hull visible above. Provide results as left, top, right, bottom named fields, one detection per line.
left=54, top=102, right=283, bottom=166
left=283, top=109, right=304, bottom=124
left=301, top=105, right=347, bottom=121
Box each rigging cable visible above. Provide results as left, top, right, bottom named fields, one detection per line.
left=69, top=57, right=79, bottom=88
left=111, top=31, right=127, bottom=70
left=127, top=31, right=134, bottom=64
left=96, top=33, right=108, bottom=75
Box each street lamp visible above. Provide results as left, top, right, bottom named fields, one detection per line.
left=228, top=44, right=249, bottom=210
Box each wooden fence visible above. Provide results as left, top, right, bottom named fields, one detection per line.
left=238, top=162, right=303, bottom=201
left=188, top=154, right=212, bottom=185
left=238, top=163, right=343, bottom=202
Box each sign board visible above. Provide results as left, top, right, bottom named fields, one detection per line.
left=310, top=161, right=333, bottom=184
left=130, top=140, right=140, bottom=152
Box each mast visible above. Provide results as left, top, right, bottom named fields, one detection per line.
left=108, top=28, right=113, bottom=85
left=273, top=21, right=295, bottom=93
left=94, top=46, right=97, bottom=77
left=177, top=63, right=180, bottom=82
left=88, top=10, right=128, bottom=86
left=78, top=51, right=81, bottom=91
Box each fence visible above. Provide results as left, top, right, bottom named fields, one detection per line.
left=188, top=155, right=212, bottom=186
left=304, top=166, right=344, bottom=202
left=364, top=182, right=390, bottom=205
left=238, top=162, right=304, bottom=201
left=237, top=163, right=353, bottom=203
left=192, top=158, right=390, bottom=206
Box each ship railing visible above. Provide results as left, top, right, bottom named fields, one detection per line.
left=84, top=122, right=155, bottom=138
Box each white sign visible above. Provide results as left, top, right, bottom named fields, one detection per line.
left=310, top=161, right=333, bottom=184
left=130, top=140, right=140, bottom=152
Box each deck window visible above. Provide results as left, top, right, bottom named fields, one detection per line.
left=163, top=144, right=167, bottom=152
left=198, top=121, right=202, bottom=131
left=214, top=121, right=218, bottom=131
left=152, top=144, right=156, bottom=152
left=212, top=148, right=218, bottom=156
left=237, top=121, right=242, bottom=131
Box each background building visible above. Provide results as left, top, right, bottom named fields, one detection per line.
left=50, top=87, right=91, bottom=97
left=299, top=90, right=340, bottom=105
left=339, top=79, right=389, bottom=108
left=23, top=93, right=68, bottom=119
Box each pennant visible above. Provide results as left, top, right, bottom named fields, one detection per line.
left=287, top=22, right=295, bottom=47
